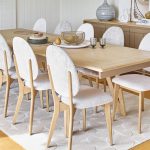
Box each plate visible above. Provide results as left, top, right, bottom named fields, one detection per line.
left=55, top=40, right=90, bottom=49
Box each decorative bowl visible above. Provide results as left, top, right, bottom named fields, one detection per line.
left=61, top=31, right=85, bottom=45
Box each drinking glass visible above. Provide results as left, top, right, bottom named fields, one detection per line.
left=99, top=38, right=106, bottom=48
left=90, top=37, right=97, bottom=49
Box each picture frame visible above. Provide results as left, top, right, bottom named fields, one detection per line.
left=131, top=0, right=149, bottom=21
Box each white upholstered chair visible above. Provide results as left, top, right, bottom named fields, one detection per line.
left=54, top=21, right=72, bottom=35
left=103, top=26, right=124, bottom=46
left=0, top=34, right=17, bottom=117
left=33, top=18, right=46, bottom=33
left=77, top=23, right=94, bottom=41
left=13, top=37, right=50, bottom=135
left=139, top=33, right=150, bottom=72
left=46, top=45, right=113, bottom=150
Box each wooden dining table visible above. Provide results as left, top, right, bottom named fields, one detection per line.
left=1, top=28, right=150, bottom=116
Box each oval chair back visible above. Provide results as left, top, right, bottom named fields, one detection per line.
left=77, top=23, right=94, bottom=41
left=46, top=45, right=79, bottom=97
left=0, top=34, right=12, bottom=71
left=103, top=26, right=124, bottom=46
left=139, top=33, right=150, bottom=51
left=54, top=21, right=72, bottom=35
left=33, top=18, right=47, bottom=33
left=13, top=37, right=38, bottom=81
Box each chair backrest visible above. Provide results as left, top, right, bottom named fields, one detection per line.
left=54, top=21, right=72, bottom=35
left=46, top=45, right=79, bottom=97
left=77, top=23, right=94, bottom=41
left=0, top=34, right=12, bottom=70
left=13, top=37, right=38, bottom=81
left=102, top=26, right=124, bottom=46
left=139, top=33, right=150, bottom=51
left=33, top=18, right=46, bottom=33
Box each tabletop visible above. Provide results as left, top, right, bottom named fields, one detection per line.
left=1, top=28, right=150, bottom=78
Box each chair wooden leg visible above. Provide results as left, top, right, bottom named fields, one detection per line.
left=47, top=109, right=59, bottom=148
left=29, top=90, right=36, bottom=135
left=46, top=90, right=50, bottom=112
left=104, top=103, right=113, bottom=145
left=0, top=70, right=2, bottom=89
left=4, top=76, right=12, bottom=117
left=112, top=84, right=120, bottom=121
left=142, top=98, right=144, bottom=112
left=95, top=106, right=98, bottom=113
left=82, top=108, right=86, bottom=131
left=88, top=77, right=93, bottom=87
left=118, top=88, right=126, bottom=116
left=64, top=109, right=69, bottom=138
left=13, top=91, right=24, bottom=124
left=68, top=107, right=74, bottom=150
left=39, top=91, right=44, bottom=109
left=103, top=80, right=107, bottom=92
left=26, top=93, right=30, bottom=101
left=96, top=77, right=99, bottom=88
left=138, top=92, right=144, bottom=134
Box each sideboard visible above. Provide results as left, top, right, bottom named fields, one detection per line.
left=84, top=19, right=150, bottom=49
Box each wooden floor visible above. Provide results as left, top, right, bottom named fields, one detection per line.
left=0, top=131, right=24, bottom=150
left=130, top=140, right=150, bottom=150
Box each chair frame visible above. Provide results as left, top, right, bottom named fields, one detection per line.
left=0, top=51, right=15, bottom=117
left=113, top=84, right=144, bottom=134
left=13, top=55, right=50, bottom=135
left=47, top=65, right=112, bottom=150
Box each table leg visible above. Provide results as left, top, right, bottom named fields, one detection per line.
left=106, top=77, right=126, bottom=116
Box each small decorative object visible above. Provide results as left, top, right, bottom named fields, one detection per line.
left=55, top=37, right=61, bottom=45
left=27, top=32, right=48, bottom=44
left=118, top=9, right=129, bottom=23
left=145, top=11, right=150, bottom=19
left=61, top=31, right=85, bottom=45
left=99, top=38, right=106, bottom=49
left=96, top=0, right=115, bottom=21
left=90, top=37, right=97, bottom=49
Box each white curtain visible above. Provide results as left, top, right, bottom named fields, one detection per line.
left=0, top=0, right=16, bottom=29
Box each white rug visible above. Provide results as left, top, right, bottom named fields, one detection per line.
left=0, top=81, right=150, bottom=150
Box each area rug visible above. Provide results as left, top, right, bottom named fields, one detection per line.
left=130, top=140, right=150, bottom=150
left=0, top=131, right=25, bottom=150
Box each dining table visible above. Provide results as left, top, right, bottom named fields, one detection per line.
left=1, top=28, right=150, bottom=116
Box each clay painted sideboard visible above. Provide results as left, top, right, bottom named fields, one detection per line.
left=84, top=19, right=150, bottom=49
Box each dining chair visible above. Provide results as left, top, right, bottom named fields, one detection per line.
left=33, top=18, right=47, bottom=33
left=112, top=74, right=150, bottom=134
left=54, top=21, right=72, bottom=35
left=138, top=33, right=150, bottom=73
left=0, top=34, right=17, bottom=118
left=46, top=45, right=113, bottom=150
left=12, top=37, right=50, bottom=135
left=77, top=23, right=94, bottom=41
left=103, top=26, right=124, bottom=46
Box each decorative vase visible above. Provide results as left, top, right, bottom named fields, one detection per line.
left=96, top=0, right=115, bottom=21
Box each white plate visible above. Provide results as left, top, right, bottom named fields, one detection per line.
left=55, top=40, right=90, bottom=49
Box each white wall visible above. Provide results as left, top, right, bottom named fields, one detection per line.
left=17, top=0, right=60, bottom=33
left=60, top=0, right=113, bottom=30
left=0, top=0, right=16, bottom=29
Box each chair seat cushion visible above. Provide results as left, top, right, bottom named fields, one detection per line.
left=77, top=67, right=99, bottom=77
left=9, top=66, right=17, bottom=79
left=25, top=72, right=50, bottom=91
left=112, top=74, right=150, bottom=92
left=61, top=85, right=112, bottom=109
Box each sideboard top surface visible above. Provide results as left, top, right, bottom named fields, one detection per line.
left=84, top=19, right=150, bottom=29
